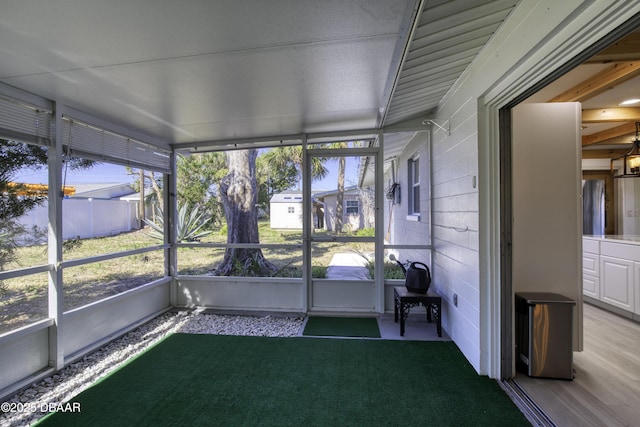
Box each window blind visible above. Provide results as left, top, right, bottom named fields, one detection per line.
left=0, top=96, right=52, bottom=146
left=61, top=117, right=171, bottom=173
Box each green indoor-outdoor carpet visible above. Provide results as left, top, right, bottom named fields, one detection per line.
left=302, top=316, right=381, bottom=338
left=36, top=334, right=529, bottom=427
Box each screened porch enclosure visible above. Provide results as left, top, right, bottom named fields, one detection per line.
left=0, top=0, right=524, bottom=403
left=0, top=92, right=431, bottom=401
left=172, top=135, right=421, bottom=316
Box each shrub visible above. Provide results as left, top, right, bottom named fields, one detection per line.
left=355, top=227, right=375, bottom=237
left=366, top=260, right=406, bottom=280
left=312, top=265, right=328, bottom=278
left=145, top=203, right=213, bottom=242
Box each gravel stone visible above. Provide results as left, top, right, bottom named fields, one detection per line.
left=0, top=311, right=304, bottom=427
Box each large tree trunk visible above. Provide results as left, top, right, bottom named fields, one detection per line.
left=215, top=149, right=276, bottom=276
left=335, top=156, right=345, bottom=233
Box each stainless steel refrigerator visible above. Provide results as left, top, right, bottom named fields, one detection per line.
left=582, top=179, right=605, bottom=235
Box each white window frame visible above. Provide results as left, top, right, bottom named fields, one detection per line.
left=408, top=155, right=420, bottom=218
left=345, top=199, right=359, bottom=215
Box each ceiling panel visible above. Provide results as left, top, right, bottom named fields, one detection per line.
left=0, top=1, right=408, bottom=75
left=4, top=35, right=394, bottom=143
left=0, top=0, right=412, bottom=146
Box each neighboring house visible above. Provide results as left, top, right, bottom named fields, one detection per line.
left=17, top=183, right=141, bottom=241
left=269, top=185, right=375, bottom=232
left=313, top=185, right=374, bottom=232
left=71, top=183, right=136, bottom=199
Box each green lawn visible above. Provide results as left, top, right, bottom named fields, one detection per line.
left=1, top=221, right=382, bottom=334
left=1, top=230, right=166, bottom=334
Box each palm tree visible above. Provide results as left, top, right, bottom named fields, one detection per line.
left=260, top=146, right=329, bottom=190
left=335, top=155, right=346, bottom=233
left=127, top=168, right=164, bottom=224
left=327, top=142, right=349, bottom=233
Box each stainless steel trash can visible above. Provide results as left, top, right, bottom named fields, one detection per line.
left=515, top=292, right=576, bottom=380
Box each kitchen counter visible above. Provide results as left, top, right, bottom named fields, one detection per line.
left=584, top=235, right=640, bottom=244
left=583, top=236, right=640, bottom=320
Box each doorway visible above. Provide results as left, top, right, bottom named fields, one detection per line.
left=500, top=10, right=640, bottom=380
left=304, top=143, right=380, bottom=313
left=498, top=10, right=640, bottom=423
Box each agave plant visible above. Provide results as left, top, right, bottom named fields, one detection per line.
left=144, top=203, right=213, bottom=242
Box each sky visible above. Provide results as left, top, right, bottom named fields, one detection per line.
left=14, top=162, right=135, bottom=185
left=13, top=153, right=360, bottom=191
left=311, top=157, right=360, bottom=191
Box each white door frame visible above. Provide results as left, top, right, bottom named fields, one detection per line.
left=479, top=4, right=640, bottom=379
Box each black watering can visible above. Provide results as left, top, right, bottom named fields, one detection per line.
left=389, top=254, right=431, bottom=294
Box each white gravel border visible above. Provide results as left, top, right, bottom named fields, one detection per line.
left=0, top=310, right=304, bottom=427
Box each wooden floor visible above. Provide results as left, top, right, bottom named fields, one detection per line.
left=514, top=303, right=640, bottom=427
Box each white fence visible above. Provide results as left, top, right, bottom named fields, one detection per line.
left=18, top=198, right=140, bottom=242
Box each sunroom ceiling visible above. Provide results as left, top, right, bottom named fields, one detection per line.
left=0, top=0, right=519, bottom=154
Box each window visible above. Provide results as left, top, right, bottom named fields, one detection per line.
left=176, top=147, right=304, bottom=278
left=345, top=199, right=359, bottom=215
left=61, top=161, right=165, bottom=311
left=1, top=139, right=50, bottom=333
left=408, top=157, right=420, bottom=216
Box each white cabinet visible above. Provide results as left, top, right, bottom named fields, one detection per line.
left=583, top=273, right=600, bottom=299
left=583, top=237, right=640, bottom=315
left=583, top=238, right=600, bottom=300
left=636, top=263, right=640, bottom=316
left=600, top=255, right=634, bottom=312
left=582, top=252, right=599, bottom=299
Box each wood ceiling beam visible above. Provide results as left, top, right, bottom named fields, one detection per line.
left=582, top=122, right=636, bottom=146
left=549, top=61, right=640, bottom=102
left=585, top=32, right=640, bottom=63
left=581, top=148, right=628, bottom=159
left=582, top=107, right=640, bottom=123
